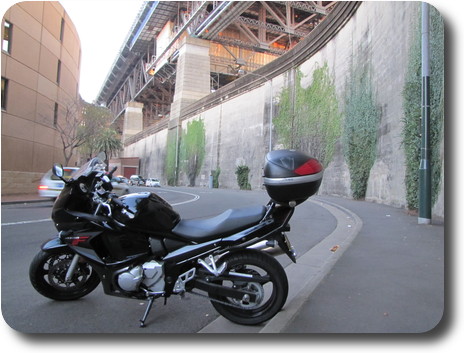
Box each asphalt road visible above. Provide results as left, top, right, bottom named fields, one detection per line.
left=1, top=186, right=335, bottom=333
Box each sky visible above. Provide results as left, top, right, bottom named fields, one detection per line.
left=0, top=0, right=145, bottom=103
left=61, top=0, right=145, bottom=103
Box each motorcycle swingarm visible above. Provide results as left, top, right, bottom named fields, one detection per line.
left=192, top=278, right=258, bottom=302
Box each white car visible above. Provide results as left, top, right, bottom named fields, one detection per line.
left=38, top=167, right=79, bottom=198
left=145, top=178, right=161, bottom=187
left=129, top=175, right=145, bottom=186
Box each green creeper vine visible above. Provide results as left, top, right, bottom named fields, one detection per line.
left=164, top=129, right=178, bottom=186
left=235, top=165, right=251, bottom=190
left=343, top=60, right=381, bottom=200
left=274, top=63, right=341, bottom=167
left=211, top=168, right=220, bottom=188
left=180, top=118, right=206, bottom=186
left=402, top=5, right=444, bottom=210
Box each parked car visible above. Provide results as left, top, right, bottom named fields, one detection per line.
left=38, top=167, right=79, bottom=198
left=116, top=175, right=129, bottom=184
left=111, top=176, right=130, bottom=196
left=145, top=178, right=161, bottom=187
left=129, top=175, right=145, bottom=186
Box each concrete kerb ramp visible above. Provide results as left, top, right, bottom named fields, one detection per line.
left=199, top=197, right=363, bottom=333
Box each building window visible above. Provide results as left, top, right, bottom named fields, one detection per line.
left=56, top=60, right=61, bottom=84
left=2, top=20, right=12, bottom=53
left=53, top=102, right=59, bottom=126
left=1, top=77, right=8, bottom=110
left=60, top=18, right=65, bottom=42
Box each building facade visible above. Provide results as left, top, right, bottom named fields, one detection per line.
left=1, top=1, right=81, bottom=195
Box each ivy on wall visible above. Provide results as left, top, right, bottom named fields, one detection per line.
left=235, top=165, right=251, bottom=190
left=274, top=63, right=341, bottom=167
left=402, top=5, right=444, bottom=210
left=211, top=168, right=221, bottom=188
left=164, top=119, right=206, bottom=187
left=180, top=118, right=206, bottom=186
left=164, top=129, right=178, bottom=186
left=343, top=60, right=381, bottom=200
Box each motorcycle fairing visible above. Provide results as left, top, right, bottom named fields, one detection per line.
left=41, top=237, right=68, bottom=251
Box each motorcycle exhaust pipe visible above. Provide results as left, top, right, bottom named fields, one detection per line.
left=248, top=240, right=284, bottom=256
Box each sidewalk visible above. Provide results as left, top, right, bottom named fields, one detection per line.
left=1, top=193, right=46, bottom=204
left=200, top=196, right=444, bottom=334
left=281, top=196, right=444, bottom=333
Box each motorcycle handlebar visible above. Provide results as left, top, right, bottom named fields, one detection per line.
left=107, top=166, right=117, bottom=179
left=110, top=194, right=124, bottom=208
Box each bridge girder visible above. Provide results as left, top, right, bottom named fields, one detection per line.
left=98, top=1, right=336, bottom=126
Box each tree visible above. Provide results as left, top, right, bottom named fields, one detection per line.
left=53, top=98, right=88, bottom=166
left=79, top=102, right=116, bottom=160
left=94, top=127, right=122, bottom=166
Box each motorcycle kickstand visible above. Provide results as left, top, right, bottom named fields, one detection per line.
left=139, top=296, right=155, bottom=328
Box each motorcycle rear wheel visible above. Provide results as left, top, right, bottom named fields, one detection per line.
left=29, top=249, right=100, bottom=301
left=209, top=249, right=288, bottom=325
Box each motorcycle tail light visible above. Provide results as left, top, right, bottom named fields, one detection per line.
left=294, top=159, right=323, bottom=176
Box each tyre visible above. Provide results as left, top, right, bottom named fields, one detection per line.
left=29, top=249, right=100, bottom=301
left=209, top=249, right=288, bottom=325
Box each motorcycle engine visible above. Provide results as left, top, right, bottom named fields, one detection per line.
left=117, top=260, right=165, bottom=294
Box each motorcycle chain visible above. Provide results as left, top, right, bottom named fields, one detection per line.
left=189, top=290, right=250, bottom=309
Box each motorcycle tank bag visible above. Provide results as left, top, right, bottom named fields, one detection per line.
left=114, top=192, right=180, bottom=233
left=263, top=149, right=323, bottom=205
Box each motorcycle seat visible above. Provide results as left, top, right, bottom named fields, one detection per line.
left=172, top=205, right=266, bottom=242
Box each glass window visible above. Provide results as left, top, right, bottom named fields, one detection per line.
left=1, top=77, right=8, bottom=110
left=2, top=21, right=12, bottom=53
left=54, top=102, right=58, bottom=126
left=60, top=18, right=65, bottom=42
left=57, top=60, right=61, bottom=84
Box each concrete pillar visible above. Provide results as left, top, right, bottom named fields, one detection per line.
left=122, top=101, right=144, bottom=143
left=169, top=35, right=211, bottom=128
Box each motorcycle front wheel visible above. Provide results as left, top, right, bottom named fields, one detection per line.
left=29, top=249, right=100, bottom=301
left=209, top=249, right=288, bottom=325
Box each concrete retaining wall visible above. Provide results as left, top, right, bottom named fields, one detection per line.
left=123, top=128, right=168, bottom=180
left=123, top=2, right=444, bottom=219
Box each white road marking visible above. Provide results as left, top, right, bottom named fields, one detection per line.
left=163, top=189, right=200, bottom=206
left=2, top=218, right=51, bottom=226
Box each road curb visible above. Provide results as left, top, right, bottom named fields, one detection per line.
left=198, top=197, right=363, bottom=334
left=1, top=198, right=49, bottom=205
left=259, top=198, right=362, bottom=333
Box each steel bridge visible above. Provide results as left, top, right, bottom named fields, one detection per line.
left=96, top=1, right=336, bottom=130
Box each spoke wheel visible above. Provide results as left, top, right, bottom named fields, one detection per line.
left=208, top=250, right=288, bottom=325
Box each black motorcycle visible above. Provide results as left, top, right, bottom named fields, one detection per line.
left=29, top=150, right=323, bottom=327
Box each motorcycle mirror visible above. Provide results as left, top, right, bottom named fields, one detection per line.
left=52, top=163, right=64, bottom=178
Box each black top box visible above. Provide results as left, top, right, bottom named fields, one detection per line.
left=263, top=150, right=323, bottom=205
